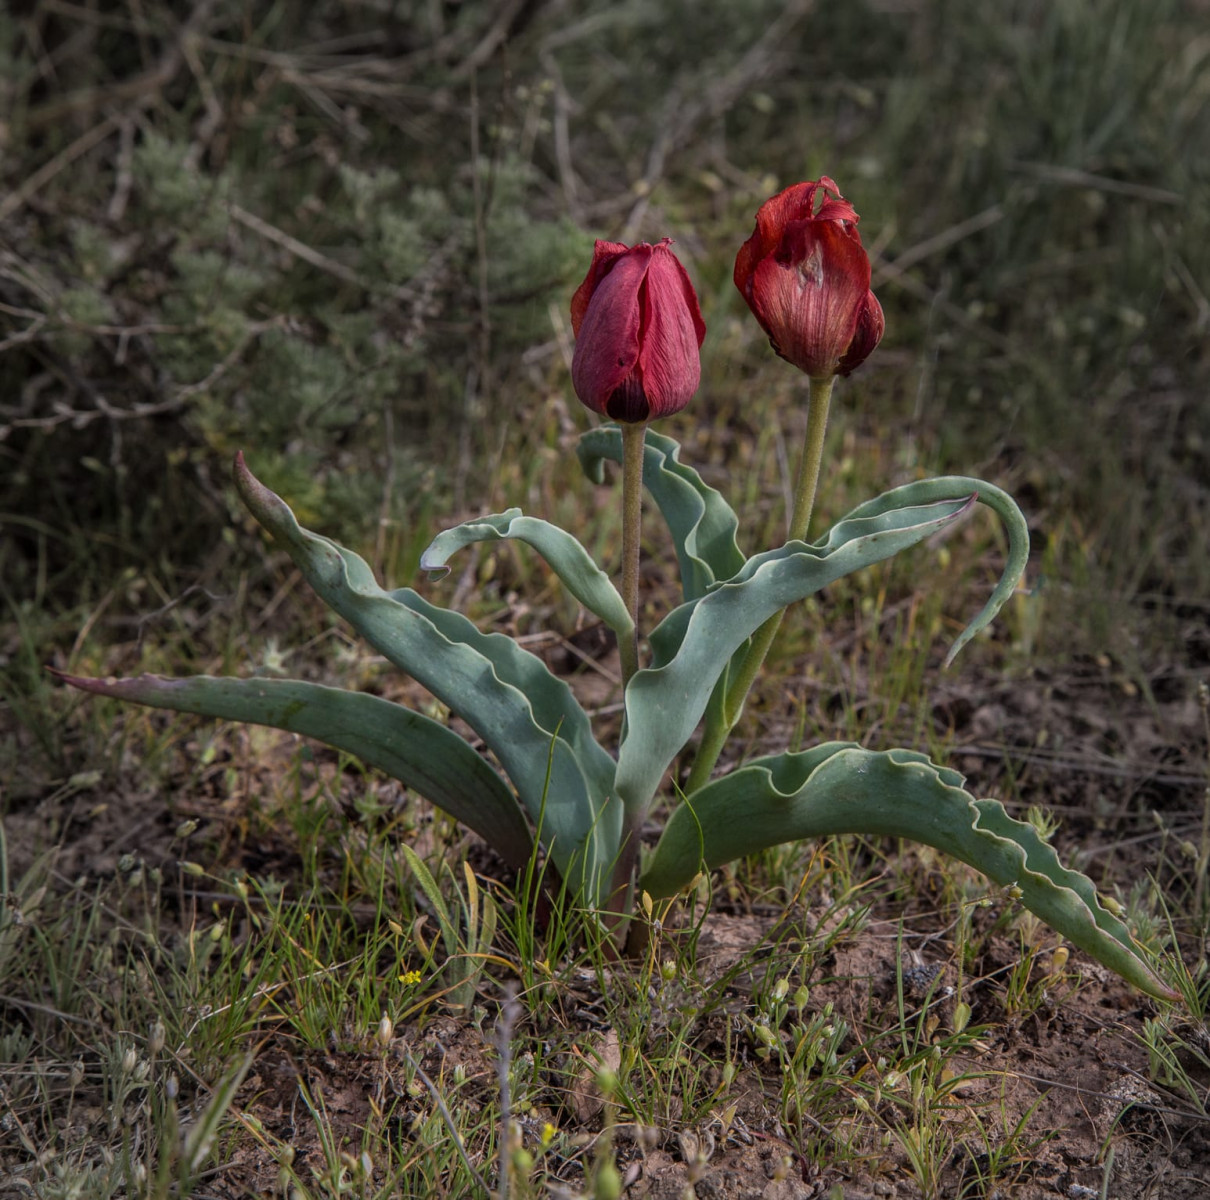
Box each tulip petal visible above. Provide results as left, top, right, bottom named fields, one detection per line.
left=661, top=245, right=707, bottom=349
left=749, top=219, right=871, bottom=378
left=733, top=178, right=882, bottom=381
left=734, top=181, right=817, bottom=303
left=636, top=247, right=704, bottom=418
left=734, top=180, right=860, bottom=309
left=571, top=244, right=652, bottom=414
left=838, top=289, right=886, bottom=377
left=570, top=240, right=631, bottom=337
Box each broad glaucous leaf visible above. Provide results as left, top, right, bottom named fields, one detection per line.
left=639, top=745, right=1177, bottom=1001
left=577, top=425, right=745, bottom=602
left=616, top=488, right=1001, bottom=816
left=233, top=455, right=620, bottom=901
left=54, top=672, right=534, bottom=868
left=810, top=475, right=1030, bottom=665
left=420, top=509, right=633, bottom=641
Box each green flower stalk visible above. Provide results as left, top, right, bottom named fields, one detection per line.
left=568, top=235, right=708, bottom=687
left=619, top=422, right=645, bottom=687
left=690, top=177, right=882, bottom=790
left=569, top=236, right=707, bottom=907
left=685, top=374, right=834, bottom=793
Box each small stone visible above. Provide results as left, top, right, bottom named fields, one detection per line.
left=761, top=1179, right=811, bottom=1200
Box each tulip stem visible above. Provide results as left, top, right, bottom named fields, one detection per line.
left=786, top=375, right=834, bottom=544
left=684, top=376, right=835, bottom=793
left=607, top=422, right=645, bottom=937
left=619, top=421, right=645, bottom=687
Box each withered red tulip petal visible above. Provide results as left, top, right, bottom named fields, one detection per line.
left=838, top=290, right=885, bottom=377
left=734, top=179, right=859, bottom=306
left=734, top=177, right=882, bottom=381
left=748, top=219, right=871, bottom=379
left=734, top=182, right=818, bottom=299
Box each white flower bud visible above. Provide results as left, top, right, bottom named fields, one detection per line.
left=376, top=1013, right=393, bottom=1048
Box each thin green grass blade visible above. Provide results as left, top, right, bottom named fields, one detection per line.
left=184, top=1055, right=253, bottom=1172
left=400, top=844, right=456, bottom=952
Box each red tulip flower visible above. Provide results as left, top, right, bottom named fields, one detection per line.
left=570, top=238, right=707, bottom=423
left=734, top=178, right=883, bottom=380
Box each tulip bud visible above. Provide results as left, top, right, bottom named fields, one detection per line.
left=570, top=238, right=706, bottom=423
left=734, top=177, right=883, bottom=381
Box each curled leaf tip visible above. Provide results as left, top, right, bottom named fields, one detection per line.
left=233, top=450, right=262, bottom=496
left=942, top=635, right=969, bottom=671
left=1128, top=961, right=1183, bottom=1005
left=232, top=452, right=293, bottom=536
left=937, top=484, right=1029, bottom=669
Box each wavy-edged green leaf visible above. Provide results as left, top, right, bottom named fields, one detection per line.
left=53, top=671, right=534, bottom=869
left=577, top=425, right=745, bottom=601
left=639, top=745, right=1178, bottom=1002
left=817, top=476, right=1029, bottom=665
left=420, top=508, right=633, bottom=640
left=615, top=494, right=978, bottom=815
left=386, top=588, right=618, bottom=815
left=234, top=454, right=619, bottom=902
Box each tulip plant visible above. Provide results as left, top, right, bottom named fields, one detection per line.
left=60, top=178, right=1177, bottom=1001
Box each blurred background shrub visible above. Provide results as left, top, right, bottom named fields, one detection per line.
left=1, top=0, right=1206, bottom=674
